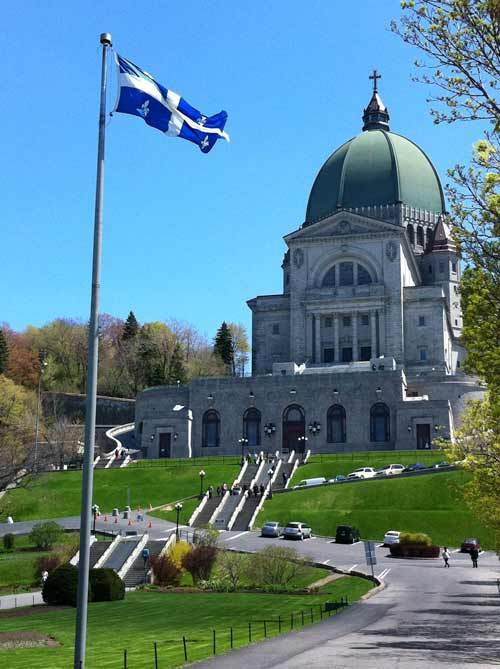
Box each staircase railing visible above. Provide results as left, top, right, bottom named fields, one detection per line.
left=118, top=534, right=148, bottom=580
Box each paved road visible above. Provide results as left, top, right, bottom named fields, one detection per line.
left=199, top=531, right=500, bottom=668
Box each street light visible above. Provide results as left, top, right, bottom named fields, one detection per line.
left=308, top=421, right=321, bottom=435
left=33, top=350, right=48, bottom=473
left=264, top=423, right=276, bottom=437
left=238, top=437, right=249, bottom=462
left=199, top=470, right=206, bottom=499
left=91, top=504, right=100, bottom=535
left=267, top=468, right=273, bottom=499
left=175, top=502, right=183, bottom=541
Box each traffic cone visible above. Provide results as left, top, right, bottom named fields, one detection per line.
left=114, top=517, right=118, bottom=524
left=104, top=515, right=108, bottom=522
left=148, top=521, right=152, bottom=528
left=128, top=519, right=132, bottom=526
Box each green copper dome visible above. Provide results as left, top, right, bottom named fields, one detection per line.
left=305, top=127, right=446, bottom=225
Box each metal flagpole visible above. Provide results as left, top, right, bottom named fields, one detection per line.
left=74, top=32, right=112, bottom=669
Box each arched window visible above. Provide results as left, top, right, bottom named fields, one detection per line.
left=370, top=403, right=390, bottom=442
left=425, top=227, right=433, bottom=249
left=322, top=263, right=373, bottom=288
left=202, top=410, right=220, bottom=448
left=407, top=224, right=415, bottom=245
left=416, top=226, right=424, bottom=247
left=327, top=405, right=346, bottom=443
left=243, top=408, right=261, bottom=447
left=322, top=266, right=336, bottom=287
left=357, top=265, right=372, bottom=285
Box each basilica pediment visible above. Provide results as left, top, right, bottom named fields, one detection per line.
left=284, top=210, right=401, bottom=243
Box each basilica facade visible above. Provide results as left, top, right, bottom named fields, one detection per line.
left=135, top=81, right=484, bottom=458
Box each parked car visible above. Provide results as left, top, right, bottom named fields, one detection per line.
left=434, top=461, right=451, bottom=469
left=293, top=477, right=326, bottom=489
left=376, top=464, right=405, bottom=477
left=460, top=537, right=481, bottom=553
left=283, top=522, right=312, bottom=540
left=335, top=525, right=361, bottom=544
left=328, top=475, right=348, bottom=484
left=404, top=462, right=428, bottom=472
left=347, top=467, right=377, bottom=480
left=383, top=530, right=401, bottom=545
left=261, top=521, right=282, bottom=538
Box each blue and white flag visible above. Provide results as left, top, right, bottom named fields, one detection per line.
left=113, top=54, right=229, bottom=153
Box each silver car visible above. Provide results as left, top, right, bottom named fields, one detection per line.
left=261, top=521, right=282, bottom=538
left=283, top=522, right=312, bottom=540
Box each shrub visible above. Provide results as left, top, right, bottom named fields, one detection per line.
left=247, top=546, right=307, bottom=589
left=42, top=564, right=82, bottom=606
left=150, top=554, right=181, bottom=586
left=193, top=527, right=219, bottom=547
left=3, top=533, right=15, bottom=550
left=217, top=550, right=248, bottom=591
left=90, top=568, right=125, bottom=602
left=29, top=522, right=64, bottom=551
left=169, top=540, right=191, bottom=570
left=390, top=544, right=440, bottom=558
left=35, top=554, right=62, bottom=579
left=182, top=545, right=217, bottom=584
left=399, top=532, right=432, bottom=546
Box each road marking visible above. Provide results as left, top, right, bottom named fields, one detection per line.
left=348, top=564, right=358, bottom=572
left=223, top=531, right=249, bottom=542
left=322, top=559, right=330, bottom=565
left=452, top=548, right=461, bottom=553
left=377, top=568, right=391, bottom=580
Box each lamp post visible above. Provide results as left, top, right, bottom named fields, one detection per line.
left=199, top=469, right=206, bottom=499
left=264, top=423, right=276, bottom=437
left=91, top=504, right=100, bottom=535
left=267, top=468, right=273, bottom=499
left=175, top=502, right=183, bottom=541
left=308, top=421, right=321, bottom=436
left=33, top=350, right=48, bottom=473
left=238, top=437, right=249, bottom=463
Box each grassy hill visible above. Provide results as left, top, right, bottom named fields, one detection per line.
left=258, top=469, right=496, bottom=549
left=0, top=459, right=240, bottom=526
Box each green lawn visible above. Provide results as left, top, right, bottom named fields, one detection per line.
left=0, top=532, right=90, bottom=594
left=259, top=470, right=497, bottom=549
left=0, top=460, right=240, bottom=523
left=0, top=576, right=370, bottom=667
left=294, top=450, right=445, bottom=482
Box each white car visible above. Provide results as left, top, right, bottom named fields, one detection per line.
left=283, top=522, right=312, bottom=540
left=376, top=464, right=405, bottom=477
left=347, top=467, right=377, bottom=480
left=384, top=530, right=400, bottom=545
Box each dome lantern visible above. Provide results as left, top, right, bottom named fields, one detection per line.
left=362, top=70, right=390, bottom=131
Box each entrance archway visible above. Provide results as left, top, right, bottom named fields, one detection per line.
left=282, top=405, right=305, bottom=453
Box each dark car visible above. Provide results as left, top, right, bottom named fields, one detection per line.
left=434, top=461, right=451, bottom=469
left=404, top=462, right=428, bottom=472
left=335, top=525, right=360, bottom=544
left=461, top=537, right=481, bottom=553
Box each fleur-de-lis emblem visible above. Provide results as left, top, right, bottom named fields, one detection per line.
left=200, top=135, right=209, bottom=150
left=197, top=115, right=207, bottom=126
left=137, top=100, right=150, bottom=118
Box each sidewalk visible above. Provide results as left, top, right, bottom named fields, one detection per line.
left=0, top=591, right=43, bottom=611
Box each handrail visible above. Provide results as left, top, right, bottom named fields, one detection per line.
left=286, top=455, right=300, bottom=487
left=287, top=449, right=295, bottom=464
left=303, top=449, right=312, bottom=464
left=104, top=422, right=135, bottom=456
left=187, top=492, right=209, bottom=526
left=208, top=490, right=230, bottom=525
left=94, top=534, right=121, bottom=569
left=104, top=454, right=115, bottom=469
left=119, top=455, right=131, bottom=468
left=118, top=534, right=148, bottom=580
left=226, top=490, right=249, bottom=531
left=247, top=462, right=282, bottom=530
left=71, top=535, right=96, bottom=566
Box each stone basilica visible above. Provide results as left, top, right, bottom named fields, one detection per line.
left=135, top=78, right=484, bottom=458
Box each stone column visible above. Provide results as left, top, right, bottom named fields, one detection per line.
left=333, top=314, right=340, bottom=362
left=371, top=310, right=377, bottom=358
left=314, top=314, right=321, bottom=364
left=379, top=308, right=385, bottom=356
left=352, top=311, right=358, bottom=361
left=306, top=313, right=313, bottom=361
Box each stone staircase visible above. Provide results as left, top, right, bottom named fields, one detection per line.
left=231, top=496, right=260, bottom=531
left=89, top=540, right=111, bottom=568
left=191, top=495, right=222, bottom=527
left=122, top=539, right=168, bottom=588
left=100, top=537, right=141, bottom=571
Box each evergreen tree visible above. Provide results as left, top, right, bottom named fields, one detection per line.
left=169, top=342, right=187, bottom=385
left=0, top=329, right=9, bottom=375
left=122, top=311, right=139, bottom=341
left=213, top=322, right=234, bottom=374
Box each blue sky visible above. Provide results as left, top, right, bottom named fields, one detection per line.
left=2, top=1, right=478, bottom=341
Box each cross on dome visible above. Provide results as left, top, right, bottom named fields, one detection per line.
left=369, top=69, right=381, bottom=93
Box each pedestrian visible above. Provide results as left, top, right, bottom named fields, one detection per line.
left=282, top=471, right=288, bottom=487
left=442, top=547, right=451, bottom=567
left=470, top=547, right=479, bottom=568
left=6, top=515, right=14, bottom=524
left=222, top=483, right=228, bottom=494
left=259, top=483, right=265, bottom=496
left=216, top=486, right=220, bottom=497
left=253, top=484, right=259, bottom=497
left=208, top=485, right=213, bottom=499
left=115, top=448, right=119, bottom=458
left=41, top=570, right=49, bottom=585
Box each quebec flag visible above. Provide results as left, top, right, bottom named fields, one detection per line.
left=113, top=54, right=229, bottom=153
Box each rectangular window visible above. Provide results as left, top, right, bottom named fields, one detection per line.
left=323, top=348, right=335, bottom=363
left=455, top=319, right=458, bottom=326
left=428, top=265, right=433, bottom=274
left=361, top=315, right=369, bottom=326
left=339, top=262, right=354, bottom=286
left=452, top=261, right=457, bottom=273
left=342, top=316, right=351, bottom=327
left=342, top=347, right=353, bottom=362
left=324, top=317, right=333, bottom=328
left=360, top=346, right=371, bottom=361
left=439, top=261, right=445, bottom=273
left=419, top=348, right=427, bottom=361
left=418, top=316, right=426, bottom=327
left=272, top=323, right=280, bottom=335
